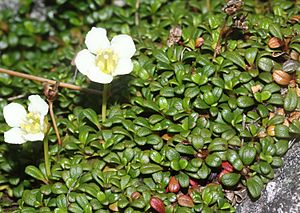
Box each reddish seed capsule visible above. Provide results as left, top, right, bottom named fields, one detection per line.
left=168, top=176, right=180, bottom=193
left=131, top=191, right=141, bottom=200
left=221, top=161, right=234, bottom=172
left=189, top=178, right=198, bottom=186
left=177, top=194, right=194, bottom=207
left=150, top=197, right=166, bottom=213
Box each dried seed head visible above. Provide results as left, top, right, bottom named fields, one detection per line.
left=167, top=25, right=182, bottom=47
left=195, top=37, right=204, bottom=48
left=268, top=37, right=283, bottom=49
left=223, top=0, right=243, bottom=15
left=272, top=70, right=292, bottom=86
left=44, top=82, right=59, bottom=102
left=233, top=14, right=248, bottom=31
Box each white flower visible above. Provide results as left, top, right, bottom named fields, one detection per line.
left=3, top=95, right=49, bottom=144
left=74, top=27, right=136, bottom=84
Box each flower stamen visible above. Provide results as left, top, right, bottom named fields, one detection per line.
left=20, top=112, right=45, bottom=134
left=96, top=48, right=118, bottom=75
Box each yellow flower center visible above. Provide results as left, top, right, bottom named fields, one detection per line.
left=96, top=48, right=118, bottom=75
left=20, top=112, right=45, bottom=134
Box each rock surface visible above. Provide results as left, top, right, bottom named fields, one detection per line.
left=236, top=141, right=300, bottom=213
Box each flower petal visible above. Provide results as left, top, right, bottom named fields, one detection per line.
left=111, top=35, right=136, bottom=59
left=74, top=49, right=96, bottom=75
left=4, top=127, right=26, bottom=144
left=3, top=103, right=26, bottom=127
left=28, top=95, right=49, bottom=116
left=86, top=66, right=113, bottom=84
left=85, top=27, right=110, bottom=54
left=24, top=132, right=44, bottom=141
left=113, top=58, right=133, bottom=76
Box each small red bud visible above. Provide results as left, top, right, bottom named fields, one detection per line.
left=221, top=161, right=233, bottom=172
left=168, top=176, right=180, bottom=193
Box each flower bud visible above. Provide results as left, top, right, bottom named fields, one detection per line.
left=168, top=176, right=180, bottom=193
left=150, top=197, right=165, bottom=213
left=272, top=70, right=291, bottom=86
left=268, top=37, right=283, bottom=49
left=177, top=194, right=194, bottom=207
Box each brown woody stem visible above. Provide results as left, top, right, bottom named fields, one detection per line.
left=48, top=100, right=62, bottom=146
left=0, top=67, right=101, bottom=95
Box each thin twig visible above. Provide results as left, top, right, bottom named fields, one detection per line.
left=48, top=101, right=62, bottom=146
left=213, top=15, right=229, bottom=59
left=0, top=67, right=101, bottom=95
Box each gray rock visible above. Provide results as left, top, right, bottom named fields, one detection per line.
left=236, top=141, right=300, bottom=213
left=0, top=0, right=46, bottom=21
left=0, top=0, right=19, bottom=11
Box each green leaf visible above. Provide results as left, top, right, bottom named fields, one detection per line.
left=25, top=166, right=47, bottom=183
left=221, top=173, right=241, bottom=186
left=175, top=144, right=197, bottom=155
left=177, top=172, right=190, bottom=188
left=120, top=175, right=130, bottom=190
left=289, top=120, right=300, bottom=134
left=51, top=183, right=68, bottom=194
left=226, top=150, right=244, bottom=171
left=239, top=146, right=256, bottom=165
left=245, top=47, right=258, bottom=65
left=237, top=96, right=255, bottom=108
left=82, top=108, right=100, bottom=128
left=208, top=138, right=228, bottom=152
left=205, top=154, right=222, bottom=167
left=275, top=124, right=290, bottom=138
left=150, top=150, right=162, bottom=164
left=223, top=51, right=246, bottom=70
left=284, top=89, right=298, bottom=111
left=258, top=57, right=275, bottom=72
left=246, top=176, right=264, bottom=199
left=140, top=164, right=163, bottom=174
left=269, top=24, right=283, bottom=39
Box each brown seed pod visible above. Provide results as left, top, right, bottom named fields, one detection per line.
left=195, top=37, right=204, bottom=48
left=272, top=70, right=292, bottom=86
left=268, top=37, right=283, bottom=49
